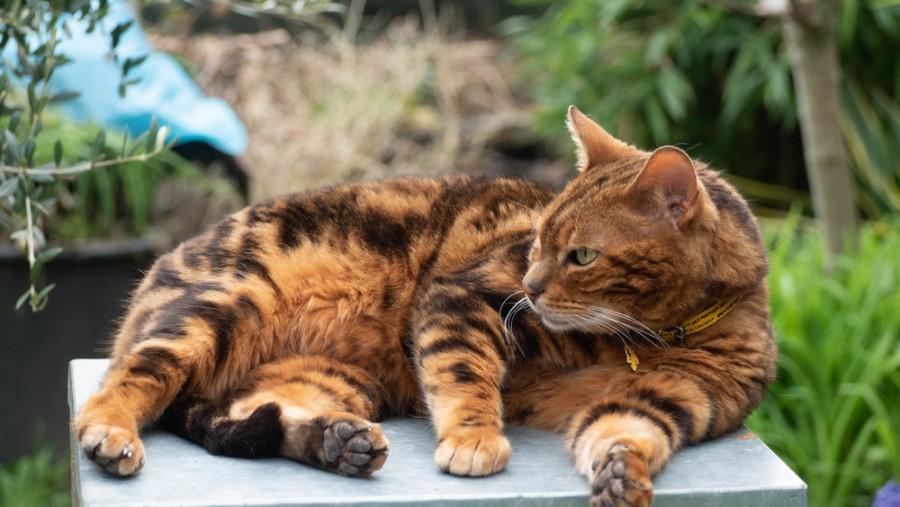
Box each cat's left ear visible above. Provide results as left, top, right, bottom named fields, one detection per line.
left=633, top=146, right=699, bottom=226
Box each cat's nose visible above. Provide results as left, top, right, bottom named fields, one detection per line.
left=523, top=261, right=552, bottom=302
left=523, top=279, right=546, bottom=301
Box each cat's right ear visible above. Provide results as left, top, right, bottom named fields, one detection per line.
left=566, top=106, right=633, bottom=172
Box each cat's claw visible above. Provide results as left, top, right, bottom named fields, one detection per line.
left=591, top=443, right=653, bottom=507
left=435, top=428, right=510, bottom=477
left=79, top=424, right=145, bottom=476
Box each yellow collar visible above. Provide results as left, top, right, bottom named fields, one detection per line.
left=623, top=297, right=742, bottom=371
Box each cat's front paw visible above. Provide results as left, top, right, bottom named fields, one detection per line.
left=435, top=428, right=510, bottom=477
left=77, top=423, right=145, bottom=476
left=591, top=443, right=653, bottom=507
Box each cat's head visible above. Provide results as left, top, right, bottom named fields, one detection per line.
left=523, top=106, right=768, bottom=333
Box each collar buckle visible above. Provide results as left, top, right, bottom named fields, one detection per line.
left=671, top=326, right=686, bottom=345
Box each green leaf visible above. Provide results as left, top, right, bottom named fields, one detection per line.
left=29, top=172, right=54, bottom=184
left=36, top=246, right=63, bottom=264
left=110, top=20, right=133, bottom=50
left=91, top=129, right=107, bottom=159
left=15, top=289, right=30, bottom=311
left=54, top=139, right=63, bottom=167
left=24, top=138, right=35, bottom=164
left=49, top=90, right=81, bottom=103
left=30, top=247, right=62, bottom=286
left=26, top=82, right=36, bottom=110
left=126, top=131, right=149, bottom=156
left=4, top=129, right=21, bottom=163
left=145, top=117, right=158, bottom=154
left=8, top=111, right=21, bottom=132
left=35, top=283, right=56, bottom=301
left=122, top=55, right=148, bottom=77
left=118, top=78, right=141, bottom=98
left=0, top=177, right=18, bottom=197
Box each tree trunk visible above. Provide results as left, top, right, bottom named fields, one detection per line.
left=781, top=0, right=857, bottom=270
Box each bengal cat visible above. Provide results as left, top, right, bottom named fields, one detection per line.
left=74, top=106, right=777, bottom=506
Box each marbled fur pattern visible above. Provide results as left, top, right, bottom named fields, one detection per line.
left=74, top=107, right=777, bottom=506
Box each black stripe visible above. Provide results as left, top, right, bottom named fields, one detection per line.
left=196, top=302, right=238, bottom=368
left=277, top=197, right=324, bottom=250
left=320, top=366, right=383, bottom=408
left=235, top=246, right=282, bottom=299
left=446, top=361, right=479, bottom=384
left=127, top=346, right=181, bottom=384
left=506, top=405, right=535, bottom=424
left=567, top=330, right=599, bottom=358
left=424, top=290, right=482, bottom=314
left=417, top=336, right=485, bottom=360
left=634, top=387, right=695, bottom=444
left=572, top=401, right=674, bottom=450
left=460, top=314, right=509, bottom=360
left=205, top=217, right=237, bottom=272
left=235, top=294, right=263, bottom=321
left=285, top=375, right=344, bottom=401
left=150, top=256, right=186, bottom=289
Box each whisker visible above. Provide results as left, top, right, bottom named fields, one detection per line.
left=499, top=292, right=531, bottom=356
left=581, top=306, right=666, bottom=349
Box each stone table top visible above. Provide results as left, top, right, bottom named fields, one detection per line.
left=69, top=359, right=806, bottom=506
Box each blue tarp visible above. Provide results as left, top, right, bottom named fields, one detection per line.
left=5, top=0, right=247, bottom=156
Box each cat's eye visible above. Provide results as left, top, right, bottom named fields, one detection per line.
left=571, top=247, right=599, bottom=266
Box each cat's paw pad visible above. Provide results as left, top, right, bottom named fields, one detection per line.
left=78, top=424, right=145, bottom=476
left=590, top=443, right=652, bottom=507
left=435, top=428, right=510, bottom=477
left=316, top=417, right=389, bottom=477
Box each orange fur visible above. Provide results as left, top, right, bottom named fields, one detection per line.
left=74, top=108, right=776, bottom=506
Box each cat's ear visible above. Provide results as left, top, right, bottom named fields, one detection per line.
left=633, top=146, right=699, bottom=225
left=566, top=106, right=633, bottom=172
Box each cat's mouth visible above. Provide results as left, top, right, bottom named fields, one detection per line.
left=527, top=300, right=580, bottom=332
left=539, top=314, right=579, bottom=332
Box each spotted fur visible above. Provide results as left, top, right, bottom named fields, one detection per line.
left=74, top=107, right=776, bottom=506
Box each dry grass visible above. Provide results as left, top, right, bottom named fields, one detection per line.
left=152, top=11, right=533, bottom=201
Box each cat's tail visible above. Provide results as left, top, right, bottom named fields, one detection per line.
left=157, top=396, right=286, bottom=458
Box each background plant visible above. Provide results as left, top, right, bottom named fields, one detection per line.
left=505, top=0, right=900, bottom=218
left=1, top=0, right=172, bottom=311
left=748, top=214, right=900, bottom=507
left=0, top=442, right=69, bottom=507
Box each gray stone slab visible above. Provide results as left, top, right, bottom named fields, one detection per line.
left=69, top=359, right=806, bottom=506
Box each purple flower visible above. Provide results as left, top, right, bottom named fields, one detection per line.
left=874, top=480, right=900, bottom=507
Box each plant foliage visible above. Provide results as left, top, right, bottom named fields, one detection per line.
left=0, top=0, right=171, bottom=311
left=749, top=214, right=900, bottom=507
left=0, top=444, right=69, bottom=507
left=506, top=0, right=900, bottom=217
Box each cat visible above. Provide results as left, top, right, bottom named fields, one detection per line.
left=74, top=106, right=777, bottom=507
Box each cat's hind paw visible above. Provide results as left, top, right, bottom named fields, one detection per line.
left=590, top=443, right=653, bottom=507
left=435, top=428, right=510, bottom=477
left=78, top=424, right=146, bottom=476
left=312, top=415, right=389, bottom=477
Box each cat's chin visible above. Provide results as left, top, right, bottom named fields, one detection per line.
left=536, top=313, right=580, bottom=333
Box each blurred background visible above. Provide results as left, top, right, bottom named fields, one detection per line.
left=1, top=1, right=898, bottom=506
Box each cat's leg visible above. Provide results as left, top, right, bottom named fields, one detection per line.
left=504, top=366, right=720, bottom=507
left=74, top=279, right=272, bottom=476
left=412, top=278, right=515, bottom=477
left=73, top=340, right=197, bottom=475
left=161, top=355, right=390, bottom=477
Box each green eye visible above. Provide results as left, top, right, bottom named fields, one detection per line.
left=572, top=247, right=599, bottom=266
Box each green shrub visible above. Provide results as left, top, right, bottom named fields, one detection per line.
left=749, top=214, right=900, bottom=507
left=0, top=445, right=69, bottom=507
left=505, top=0, right=900, bottom=216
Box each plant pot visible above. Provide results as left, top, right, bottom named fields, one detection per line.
left=0, top=239, right=156, bottom=463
